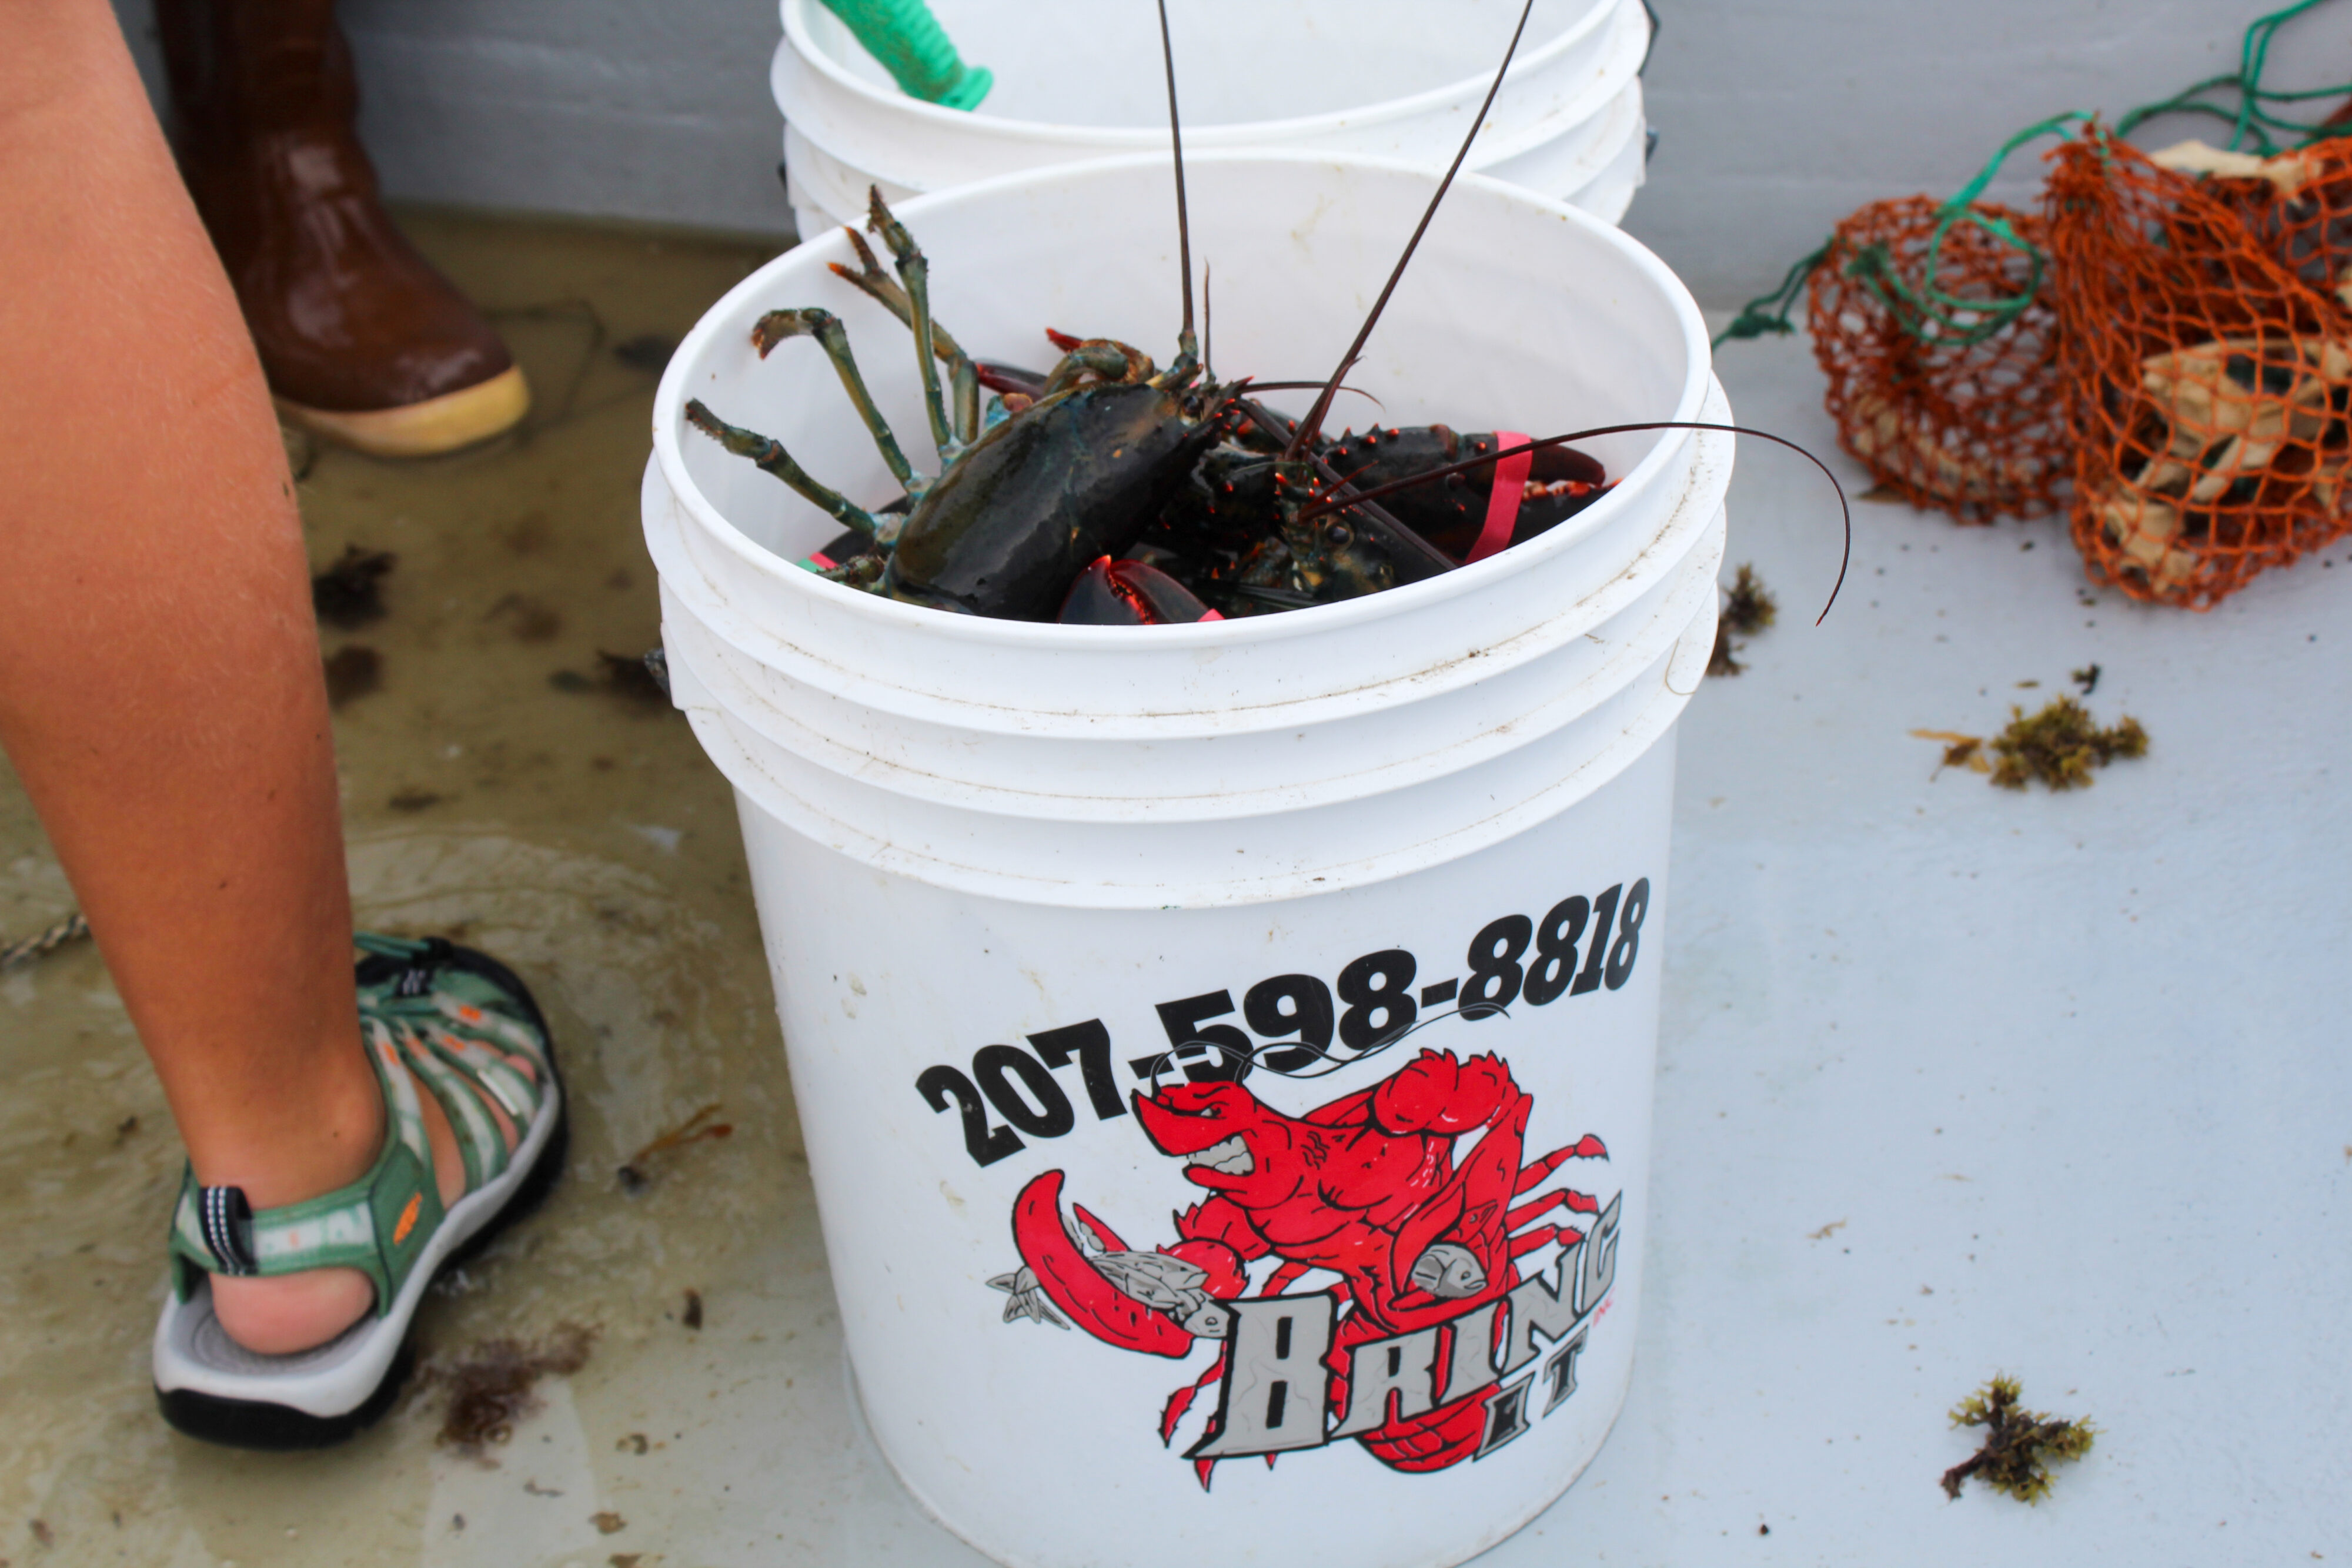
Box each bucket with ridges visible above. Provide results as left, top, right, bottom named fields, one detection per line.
left=774, top=0, right=1650, bottom=238
left=644, top=151, right=1727, bottom=1568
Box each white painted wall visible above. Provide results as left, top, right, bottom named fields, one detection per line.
left=1629, top=0, right=2351, bottom=300
left=111, top=0, right=2352, bottom=303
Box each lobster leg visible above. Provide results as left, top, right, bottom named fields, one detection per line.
left=1260, top=1259, right=1312, bottom=1298
left=864, top=188, right=964, bottom=460
left=683, top=400, right=883, bottom=539
left=1509, top=1225, right=1564, bottom=1258
left=951, top=357, right=980, bottom=449
left=1160, top=1351, right=1227, bottom=1445
left=830, top=229, right=973, bottom=363
left=752, top=308, right=923, bottom=496
left=1505, top=1188, right=1598, bottom=1231
left=828, top=229, right=984, bottom=449
left=1506, top=1191, right=1566, bottom=1230
left=1515, top=1135, right=1608, bottom=1196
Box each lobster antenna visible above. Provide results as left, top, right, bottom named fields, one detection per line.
left=1157, top=0, right=1196, bottom=359
left=1297, top=420, right=1857, bottom=624
left=1285, top=0, right=1537, bottom=459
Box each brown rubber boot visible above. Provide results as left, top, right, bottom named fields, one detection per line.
left=156, top=0, right=529, bottom=457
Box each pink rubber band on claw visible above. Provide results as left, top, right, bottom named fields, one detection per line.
left=1466, top=432, right=1532, bottom=563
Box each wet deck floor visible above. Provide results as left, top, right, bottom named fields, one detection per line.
left=0, top=211, right=965, bottom=1566
left=6, top=210, right=2349, bottom=1566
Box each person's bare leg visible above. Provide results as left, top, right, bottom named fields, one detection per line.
left=0, top=0, right=500, bottom=1354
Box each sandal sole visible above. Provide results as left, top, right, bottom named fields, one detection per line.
left=156, top=944, right=568, bottom=1450
left=157, top=1342, right=419, bottom=1452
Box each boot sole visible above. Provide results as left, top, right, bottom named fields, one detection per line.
left=278, top=365, right=531, bottom=459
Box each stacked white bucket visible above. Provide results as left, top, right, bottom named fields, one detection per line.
left=774, top=0, right=1652, bottom=239
left=645, top=151, right=1730, bottom=1567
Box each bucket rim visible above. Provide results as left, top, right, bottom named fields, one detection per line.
left=779, top=0, right=1626, bottom=148
left=651, top=148, right=1713, bottom=655
left=777, top=48, right=1649, bottom=219
left=642, top=382, right=1732, bottom=739
left=657, top=504, right=1722, bottom=818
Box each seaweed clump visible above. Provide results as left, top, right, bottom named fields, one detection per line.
left=597, top=650, right=669, bottom=706
left=613, top=333, right=678, bottom=373
left=1940, top=1375, right=2096, bottom=1502
left=1989, top=697, right=2147, bottom=790
left=312, top=545, right=396, bottom=629
left=1915, top=695, right=2147, bottom=789
left=427, top=1323, right=597, bottom=1451
left=322, top=645, right=382, bottom=708
left=1708, top=563, right=1779, bottom=676
left=553, top=651, right=672, bottom=707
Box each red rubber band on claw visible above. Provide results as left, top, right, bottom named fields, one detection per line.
left=1466, top=431, right=1532, bottom=563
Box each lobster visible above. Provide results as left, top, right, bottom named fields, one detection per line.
left=683, top=178, right=1496, bottom=624
left=992, top=1049, right=1609, bottom=1482
left=686, top=0, right=1852, bottom=627
left=1133, top=408, right=1615, bottom=614
left=684, top=190, right=1236, bottom=621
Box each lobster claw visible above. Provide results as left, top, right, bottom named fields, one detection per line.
left=1057, top=556, right=1221, bottom=625
left=1010, top=1171, right=1197, bottom=1358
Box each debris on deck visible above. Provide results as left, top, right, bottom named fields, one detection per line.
left=427, top=1323, right=598, bottom=1452
left=1942, top=1374, right=2096, bottom=1501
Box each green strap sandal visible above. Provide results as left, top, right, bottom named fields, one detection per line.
left=152, top=934, right=566, bottom=1449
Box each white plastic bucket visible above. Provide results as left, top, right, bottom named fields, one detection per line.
left=773, top=0, right=1651, bottom=238
left=643, top=152, right=1729, bottom=1568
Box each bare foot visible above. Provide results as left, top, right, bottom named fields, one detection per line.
left=209, top=1048, right=539, bottom=1354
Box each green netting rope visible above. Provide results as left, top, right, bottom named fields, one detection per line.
left=1715, top=0, right=2352, bottom=352
left=2114, top=0, right=2348, bottom=155
left=1857, top=113, right=2085, bottom=348
left=1713, top=245, right=1829, bottom=346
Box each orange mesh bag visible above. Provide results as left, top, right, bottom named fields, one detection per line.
left=2046, top=129, right=2352, bottom=607
left=1808, top=195, right=2069, bottom=523
left=2240, top=134, right=2352, bottom=310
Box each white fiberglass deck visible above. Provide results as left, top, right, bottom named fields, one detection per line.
left=1, top=225, right=2342, bottom=1561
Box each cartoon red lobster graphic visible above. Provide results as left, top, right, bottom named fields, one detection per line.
left=990, top=1048, right=1606, bottom=1482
